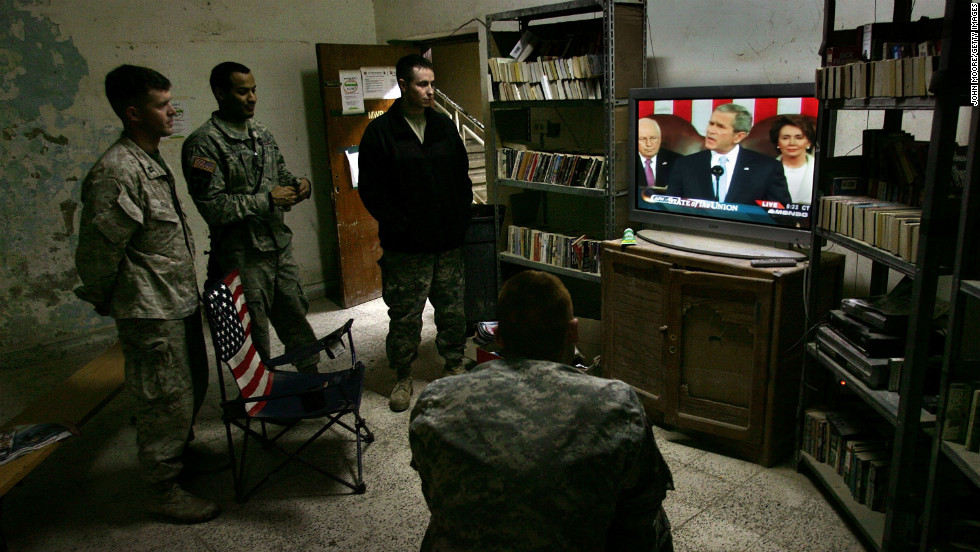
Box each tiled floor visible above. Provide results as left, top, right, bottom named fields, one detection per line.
left=0, top=296, right=868, bottom=551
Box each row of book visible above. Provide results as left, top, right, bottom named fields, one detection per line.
left=822, top=17, right=942, bottom=65
left=497, top=148, right=606, bottom=189
left=494, top=76, right=602, bottom=101
left=825, top=39, right=939, bottom=66
left=488, top=55, right=603, bottom=84
left=506, top=225, right=601, bottom=274
left=818, top=195, right=920, bottom=261
left=815, top=56, right=939, bottom=100
left=802, top=408, right=890, bottom=512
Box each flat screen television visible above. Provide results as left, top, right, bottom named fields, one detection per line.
left=628, top=83, right=819, bottom=258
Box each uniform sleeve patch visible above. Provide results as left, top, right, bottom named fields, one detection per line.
left=191, top=155, right=216, bottom=173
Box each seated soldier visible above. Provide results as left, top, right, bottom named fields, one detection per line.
left=409, top=270, right=675, bottom=552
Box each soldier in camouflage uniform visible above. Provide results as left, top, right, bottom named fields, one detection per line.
left=409, top=271, right=675, bottom=551
left=182, top=62, right=319, bottom=374
left=75, top=65, right=220, bottom=523
left=358, top=54, right=473, bottom=412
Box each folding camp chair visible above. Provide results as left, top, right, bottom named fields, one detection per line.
left=202, top=269, right=374, bottom=502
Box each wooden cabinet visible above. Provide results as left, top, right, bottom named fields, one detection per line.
left=602, top=239, right=842, bottom=466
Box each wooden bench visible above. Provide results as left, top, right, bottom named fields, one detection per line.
left=0, top=342, right=125, bottom=551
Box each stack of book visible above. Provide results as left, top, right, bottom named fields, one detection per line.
left=802, top=408, right=891, bottom=511
left=506, top=226, right=601, bottom=274
left=497, top=148, right=606, bottom=189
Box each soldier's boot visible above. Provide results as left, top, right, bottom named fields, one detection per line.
left=146, top=482, right=221, bottom=523
left=443, top=362, right=467, bottom=377
left=389, top=371, right=413, bottom=412
left=442, top=356, right=472, bottom=378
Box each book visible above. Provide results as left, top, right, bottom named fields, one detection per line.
left=943, top=382, right=976, bottom=443
left=826, top=410, right=867, bottom=473
left=0, top=422, right=76, bottom=466
left=866, top=458, right=890, bottom=511
left=509, top=30, right=540, bottom=62
left=853, top=447, right=889, bottom=503
left=963, top=389, right=980, bottom=452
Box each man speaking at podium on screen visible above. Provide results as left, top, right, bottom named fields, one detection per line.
left=664, top=103, right=791, bottom=206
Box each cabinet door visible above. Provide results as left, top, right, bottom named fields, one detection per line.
left=602, top=248, right=672, bottom=417
left=667, top=269, right=773, bottom=444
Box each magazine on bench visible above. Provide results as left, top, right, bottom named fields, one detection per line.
left=0, top=422, right=77, bottom=466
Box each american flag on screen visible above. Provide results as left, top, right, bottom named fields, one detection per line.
left=638, top=97, right=820, bottom=132
left=206, top=270, right=272, bottom=416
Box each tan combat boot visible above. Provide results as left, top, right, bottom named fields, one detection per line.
left=389, top=376, right=413, bottom=412
left=146, top=482, right=221, bottom=523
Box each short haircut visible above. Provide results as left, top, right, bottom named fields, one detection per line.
left=768, top=114, right=817, bottom=147
left=104, top=65, right=170, bottom=119
left=496, top=270, right=574, bottom=360
left=715, top=103, right=753, bottom=135
left=209, top=61, right=252, bottom=91
left=396, top=54, right=434, bottom=84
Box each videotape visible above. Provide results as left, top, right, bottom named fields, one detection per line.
left=815, top=325, right=893, bottom=389
left=827, top=310, right=905, bottom=358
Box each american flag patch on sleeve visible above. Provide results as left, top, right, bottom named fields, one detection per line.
left=191, top=156, right=216, bottom=173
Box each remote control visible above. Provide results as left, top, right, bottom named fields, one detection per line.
left=750, top=257, right=798, bottom=268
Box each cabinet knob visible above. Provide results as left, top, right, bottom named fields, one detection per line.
left=659, top=325, right=668, bottom=333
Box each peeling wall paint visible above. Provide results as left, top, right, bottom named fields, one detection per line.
left=0, top=0, right=118, bottom=360
left=0, top=0, right=377, bottom=367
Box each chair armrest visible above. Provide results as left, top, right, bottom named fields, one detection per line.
left=265, top=318, right=354, bottom=368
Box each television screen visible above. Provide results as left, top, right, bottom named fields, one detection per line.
left=629, top=83, right=819, bottom=249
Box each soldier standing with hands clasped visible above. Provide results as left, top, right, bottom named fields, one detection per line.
left=182, top=62, right=321, bottom=374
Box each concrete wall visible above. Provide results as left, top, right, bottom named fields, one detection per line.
left=0, top=0, right=376, bottom=366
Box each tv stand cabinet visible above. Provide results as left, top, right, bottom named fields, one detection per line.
left=601, top=238, right=842, bottom=466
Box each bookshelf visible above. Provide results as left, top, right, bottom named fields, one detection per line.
left=918, top=109, right=980, bottom=550
left=798, top=1, right=976, bottom=551
left=480, top=0, right=645, bottom=318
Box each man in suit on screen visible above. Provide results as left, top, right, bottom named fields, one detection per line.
left=664, top=103, right=791, bottom=205
left=636, top=117, right=681, bottom=194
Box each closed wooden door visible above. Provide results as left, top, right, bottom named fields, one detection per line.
left=601, top=247, right=673, bottom=417
left=666, top=269, right=773, bottom=444
left=315, top=43, right=415, bottom=307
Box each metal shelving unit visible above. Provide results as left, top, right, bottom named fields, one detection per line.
left=799, top=1, right=974, bottom=551
left=918, top=105, right=979, bottom=551
left=480, top=0, right=645, bottom=305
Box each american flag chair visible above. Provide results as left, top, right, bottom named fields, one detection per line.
left=203, top=269, right=373, bottom=502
